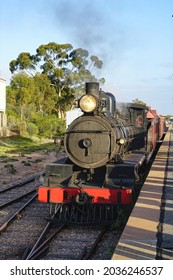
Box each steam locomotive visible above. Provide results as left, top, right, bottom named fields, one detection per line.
left=38, top=82, right=166, bottom=224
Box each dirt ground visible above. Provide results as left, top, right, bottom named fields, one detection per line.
left=0, top=150, right=66, bottom=186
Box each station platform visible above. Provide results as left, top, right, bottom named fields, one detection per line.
left=112, top=125, right=173, bottom=260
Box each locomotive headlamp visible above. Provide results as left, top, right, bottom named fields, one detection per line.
left=118, top=138, right=125, bottom=145
left=79, top=94, right=97, bottom=113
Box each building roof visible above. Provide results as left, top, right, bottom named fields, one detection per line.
left=0, top=78, right=6, bottom=82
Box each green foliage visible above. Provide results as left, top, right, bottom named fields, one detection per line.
left=6, top=109, right=21, bottom=131
left=132, top=98, right=147, bottom=106
left=33, top=74, right=57, bottom=114
left=1, top=135, right=33, bottom=146
left=31, top=113, right=65, bottom=138
left=27, top=122, right=39, bottom=136
left=0, top=135, right=56, bottom=158
left=7, top=41, right=105, bottom=137
left=10, top=52, right=36, bottom=74
left=4, top=164, right=17, bottom=174
left=9, top=42, right=104, bottom=98
left=166, top=115, right=173, bottom=119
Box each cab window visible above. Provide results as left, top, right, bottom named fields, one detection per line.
left=136, top=112, right=143, bottom=127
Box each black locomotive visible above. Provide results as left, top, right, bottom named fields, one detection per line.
left=38, top=82, right=154, bottom=224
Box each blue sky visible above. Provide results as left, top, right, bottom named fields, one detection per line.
left=0, top=0, right=173, bottom=115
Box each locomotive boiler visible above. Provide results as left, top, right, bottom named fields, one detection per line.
left=38, top=82, right=150, bottom=224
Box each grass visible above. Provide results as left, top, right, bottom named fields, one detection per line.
left=0, top=135, right=56, bottom=158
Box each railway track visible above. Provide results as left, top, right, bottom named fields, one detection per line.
left=0, top=156, right=155, bottom=260
left=0, top=172, right=49, bottom=259
left=0, top=172, right=121, bottom=260
left=0, top=192, right=37, bottom=233
left=0, top=172, right=44, bottom=232
left=1, top=154, right=157, bottom=260
left=0, top=207, right=121, bottom=260
left=0, top=171, right=44, bottom=208
left=0, top=147, right=159, bottom=260
left=0, top=200, right=49, bottom=259
left=24, top=223, right=111, bottom=260
left=0, top=171, right=44, bottom=193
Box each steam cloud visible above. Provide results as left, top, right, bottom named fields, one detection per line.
left=53, top=0, right=125, bottom=65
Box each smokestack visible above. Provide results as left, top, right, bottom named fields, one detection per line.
left=86, top=82, right=99, bottom=97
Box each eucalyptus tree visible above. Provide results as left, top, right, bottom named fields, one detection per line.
left=10, top=42, right=104, bottom=99
left=9, top=42, right=105, bottom=133
left=6, top=72, right=58, bottom=135
left=7, top=73, right=35, bottom=132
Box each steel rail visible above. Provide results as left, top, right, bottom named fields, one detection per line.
left=25, top=224, right=65, bottom=260
left=0, top=171, right=44, bottom=194
left=82, top=226, right=108, bottom=260
left=0, top=192, right=37, bottom=233
left=0, top=189, right=37, bottom=210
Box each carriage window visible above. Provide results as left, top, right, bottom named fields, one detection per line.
left=136, top=112, right=143, bottom=127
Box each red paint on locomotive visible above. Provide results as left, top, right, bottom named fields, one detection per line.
left=38, top=186, right=132, bottom=205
